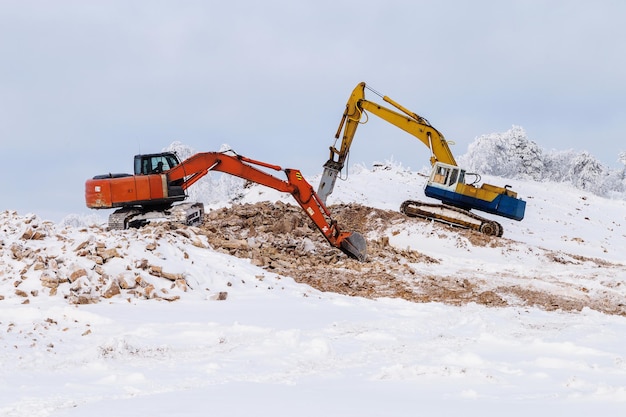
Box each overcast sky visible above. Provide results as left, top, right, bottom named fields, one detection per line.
left=2, top=0, right=625, bottom=221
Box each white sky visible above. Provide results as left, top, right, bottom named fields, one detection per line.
left=1, top=0, right=625, bottom=221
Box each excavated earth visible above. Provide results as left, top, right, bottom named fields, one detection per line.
left=198, top=201, right=626, bottom=316
left=3, top=203, right=623, bottom=315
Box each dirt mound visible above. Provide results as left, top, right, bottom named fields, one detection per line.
left=199, top=201, right=626, bottom=316
left=5, top=203, right=620, bottom=315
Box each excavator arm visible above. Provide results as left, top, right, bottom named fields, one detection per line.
left=318, top=82, right=457, bottom=203
left=86, top=151, right=367, bottom=261
left=316, top=82, right=526, bottom=234
left=169, top=151, right=366, bottom=260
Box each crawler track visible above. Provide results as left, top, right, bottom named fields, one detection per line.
left=400, top=200, right=503, bottom=237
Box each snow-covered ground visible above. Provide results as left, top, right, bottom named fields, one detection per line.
left=1, top=161, right=626, bottom=416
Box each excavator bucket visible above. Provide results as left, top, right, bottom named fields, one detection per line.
left=339, top=232, right=367, bottom=262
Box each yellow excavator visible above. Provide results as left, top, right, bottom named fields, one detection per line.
left=317, top=82, right=526, bottom=237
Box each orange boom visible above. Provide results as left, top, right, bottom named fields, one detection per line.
left=86, top=150, right=366, bottom=261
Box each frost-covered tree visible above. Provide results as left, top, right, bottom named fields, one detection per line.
left=543, top=147, right=625, bottom=196
left=163, top=140, right=196, bottom=161
left=459, top=126, right=545, bottom=180
left=565, top=151, right=606, bottom=191
left=162, top=141, right=246, bottom=205
left=458, top=127, right=626, bottom=199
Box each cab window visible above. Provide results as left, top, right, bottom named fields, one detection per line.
left=148, top=156, right=171, bottom=174
left=448, top=169, right=458, bottom=186
left=433, top=166, right=450, bottom=185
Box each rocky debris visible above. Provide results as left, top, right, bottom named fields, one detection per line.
left=0, top=211, right=201, bottom=304
left=1, top=205, right=624, bottom=316
left=198, top=201, right=626, bottom=316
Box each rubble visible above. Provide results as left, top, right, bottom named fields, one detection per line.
left=0, top=211, right=204, bottom=305
left=198, top=201, right=626, bottom=316
left=1, top=205, right=624, bottom=316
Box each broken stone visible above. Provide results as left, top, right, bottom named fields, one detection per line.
left=211, top=291, right=228, bottom=301
left=74, top=240, right=90, bottom=251
left=118, top=273, right=137, bottom=289
left=103, top=280, right=121, bottom=298
left=174, top=278, right=188, bottom=292
left=148, top=265, right=162, bottom=277
left=10, top=243, right=24, bottom=260
left=96, top=247, right=120, bottom=261
left=69, top=268, right=88, bottom=283
left=143, top=284, right=156, bottom=298
left=70, top=295, right=99, bottom=305
left=135, top=259, right=149, bottom=269
left=135, top=276, right=149, bottom=288
left=40, top=271, right=62, bottom=288
left=220, top=238, right=248, bottom=250
left=161, top=271, right=184, bottom=281
left=21, top=227, right=46, bottom=240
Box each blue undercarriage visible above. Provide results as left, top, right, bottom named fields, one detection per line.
left=424, top=185, right=526, bottom=221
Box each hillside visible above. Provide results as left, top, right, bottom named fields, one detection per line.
left=2, top=161, right=626, bottom=416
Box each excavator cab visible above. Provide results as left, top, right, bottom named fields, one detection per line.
left=429, top=163, right=464, bottom=190
left=425, top=162, right=526, bottom=221
left=134, top=152, right=181, bottom=175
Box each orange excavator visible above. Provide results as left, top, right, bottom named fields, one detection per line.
left=85, top=150, right=367, bottom=261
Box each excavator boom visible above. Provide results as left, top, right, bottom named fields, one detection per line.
left=86, top=151, right=366, bottom=261
left=317, top=82, right=526, bottom=236
left=332, top=82, right=456, bottom=167
left=318, top=82, right=457, bottom=203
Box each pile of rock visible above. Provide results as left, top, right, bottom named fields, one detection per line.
left=1, top=211, right=200, bottom=304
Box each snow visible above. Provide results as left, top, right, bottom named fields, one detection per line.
left=2, top=148, right=626, bottom=416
